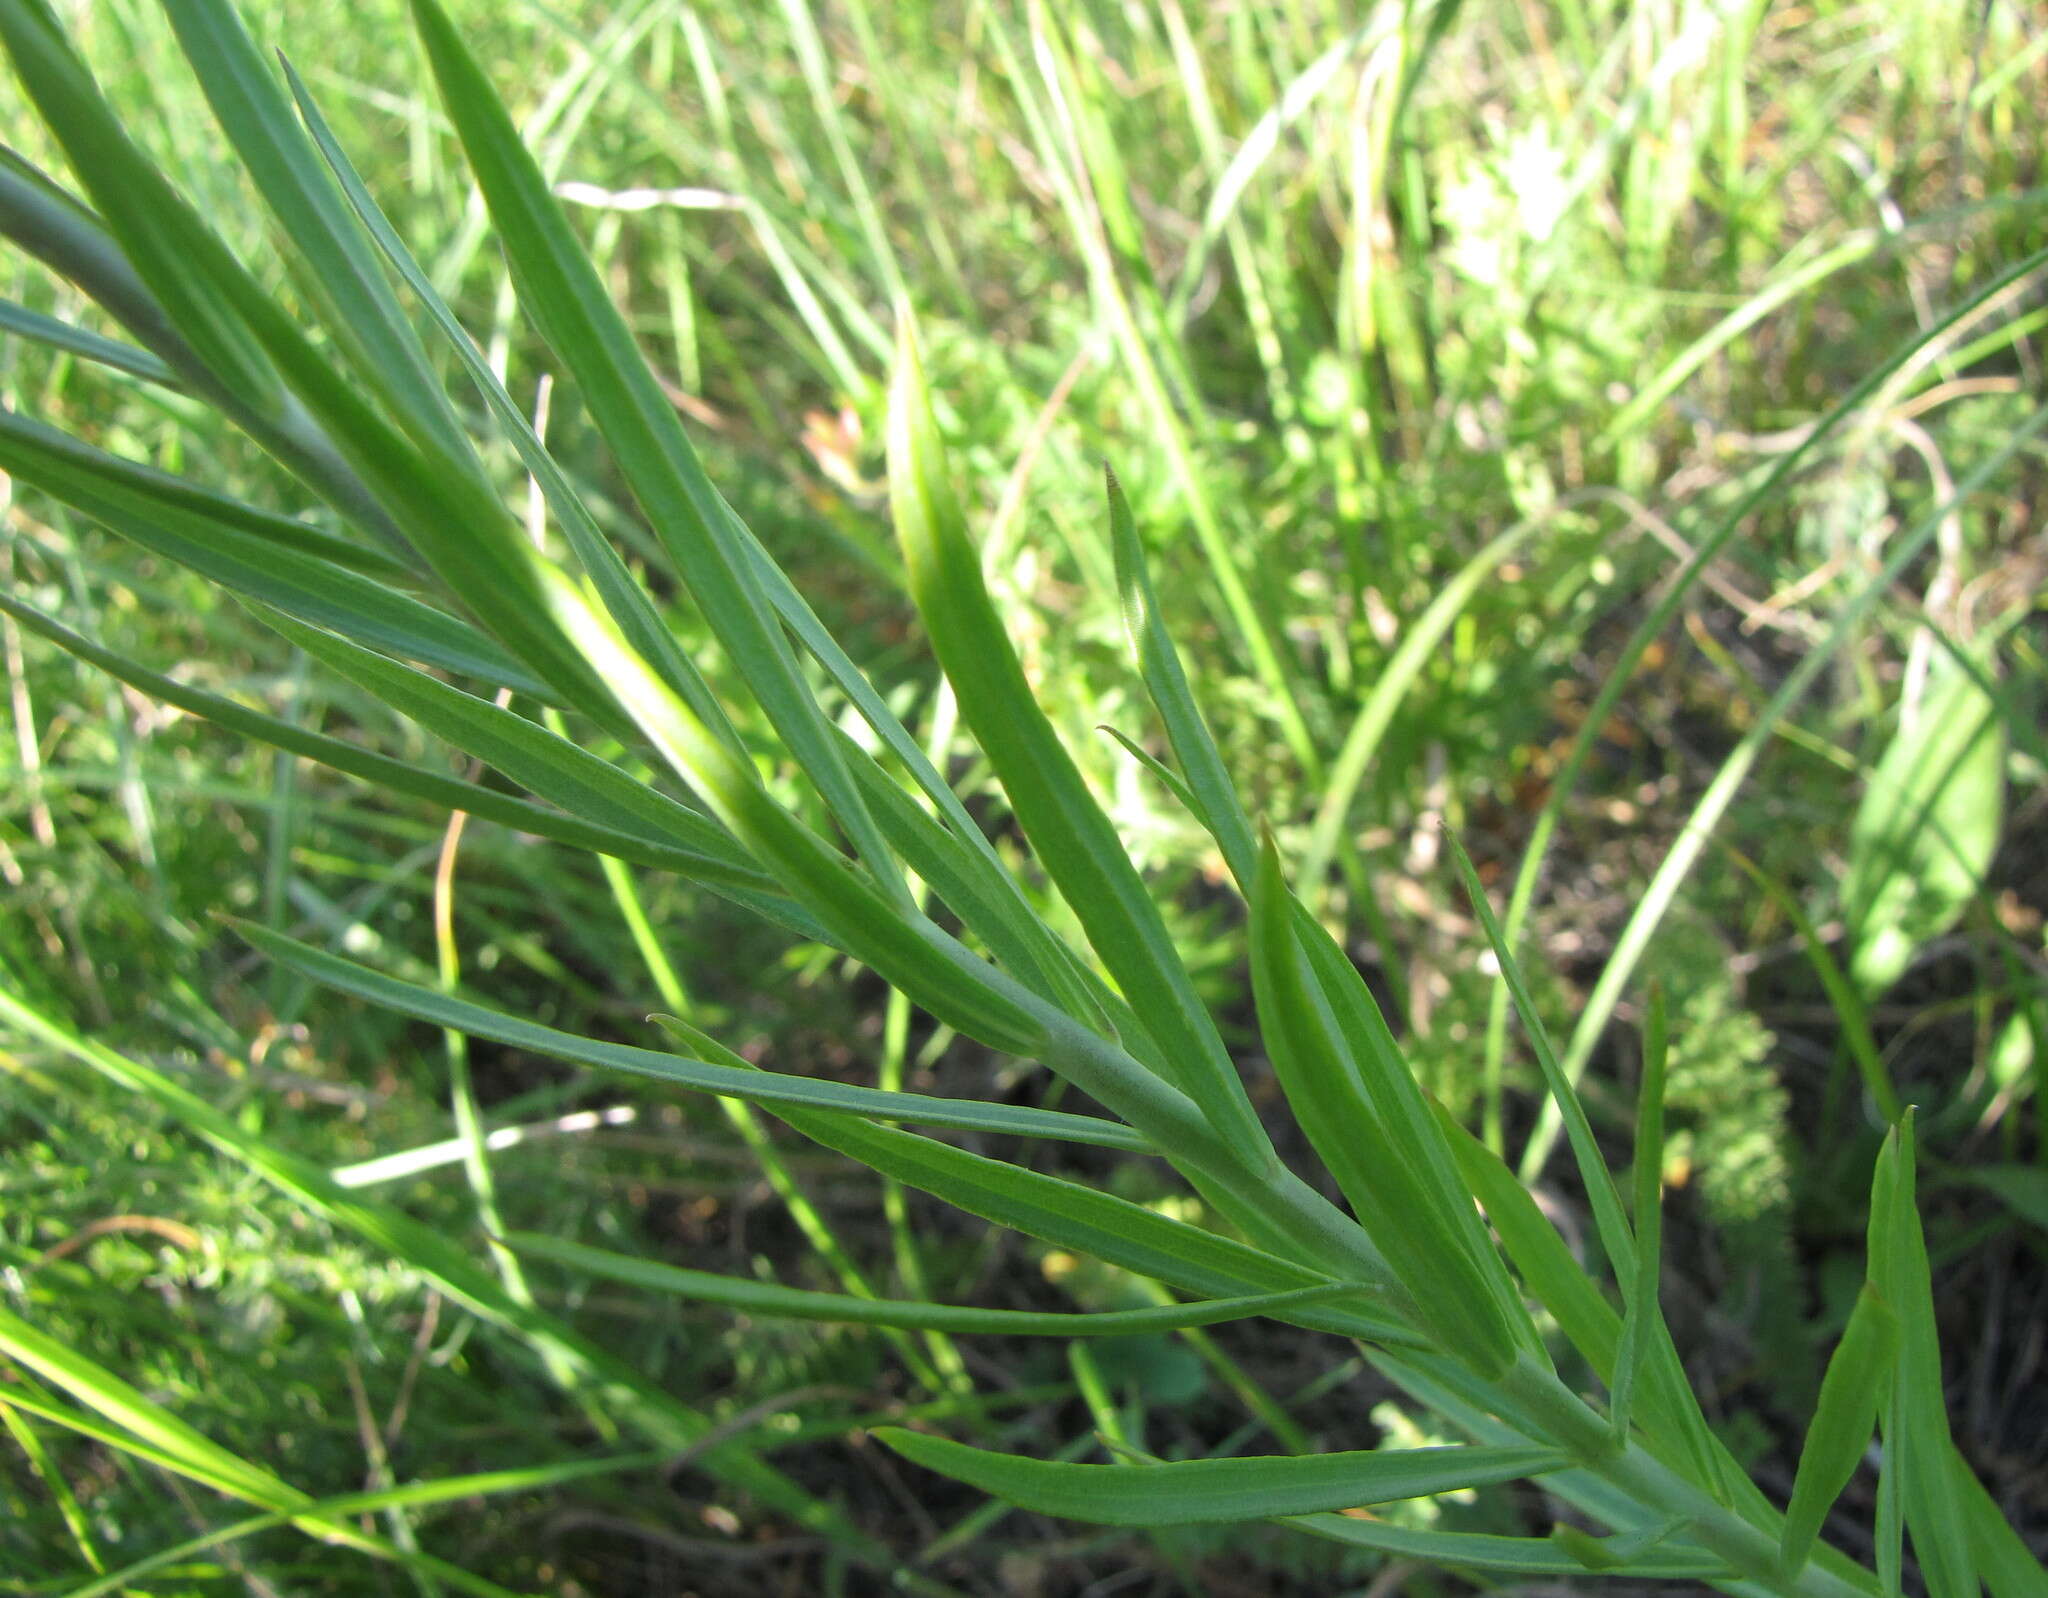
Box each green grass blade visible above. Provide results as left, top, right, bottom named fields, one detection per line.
left=0, top=1305, right=288, bottom=1507
left=1780, top=1285, right=1896, bottom=1577
left=983, top=2, right=1320, bottom=777
left=236, top=922, right=1137, bottom=1150
left=889, top=319, right=1270, bottom=1166
left=1164, top=22, right=1381, bottom=322
left=1302, top=522, right=1540, bottom=900
left=0, top=1338, right=523, bottom=1598
left=0, top=1396, right=103, bottom=1574
left=1525, top=400, right=2048, bottom=1179
left=0, top=977, right=880, bottom=1555
left=510, top=1233, right=1357, bottom=1336
left=56, top=1451, right=676, bottom=1598
left=1490, top=246, right=2048, bottom=1171
left=1722, top=844, right=1902, bottom=1125
left=873, top=1429, right=1568, bottom=1526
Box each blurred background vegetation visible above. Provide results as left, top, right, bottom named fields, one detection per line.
left=2, top=0, right=2043, bottom=1591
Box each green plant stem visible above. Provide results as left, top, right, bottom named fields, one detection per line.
left=1493, top=1357, right=1879, bottom=1598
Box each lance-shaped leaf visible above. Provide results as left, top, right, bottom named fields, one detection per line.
left=1447, top=826, right=1636, bottom=1286
left=0, top=406, right=542, bottom=694
left=0, top=590, right=790, bottom=906
left=238, top=924, right=1115, bottom=1148
left=0, top=0, right=278, bottom=410
left=873, top=1429, right=1567, bottom=1526
left=1248, top=834, right=1523, bottom=1379
left=510, top=1233, right=1358, bottom=1336
left=1105, top=466, right=1257, bottom=888
left=407, top=0, right=906, bottom=902
left=651, top=1017, right=1409, bottom=1346
left=889, top=319, right=1269, bottom=1167
left=1780, top=1284, right=1896, bottom=1576
left=255, top=609, right=760, bottom=884
left=1293, top=1510, right=1731, bottom=1577
left=0, top=296, right=176, bottom=384
left=1610, top=983, right=1671, bottom=1440
left=160, top=0, right=482, bottom=476
left=1868, top=1112, right=1977, bottom=1598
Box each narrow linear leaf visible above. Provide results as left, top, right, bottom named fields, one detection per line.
left=1868, top=1112, right=1977, bottom=1598
left=0, top=0, right=279, bottom=407
left=1439, top=1108, right=1725, bottom=1490
left=509, top=1233, right=1359, bottom=1336
left=1780, top=1284, right=1897, bottom=1576
left=873, top=1429, right=1567, bottom=1526
left=0, top=403, right=414, bottom=582
left=890, top=320, right=1268, bottom=1164
left=540, top=583, right=1052, bottom=1056
left=283, top=61, right=747, bottom=758
left=1105, top=466, right=1257, bottom=887
left=1294, top=1510, right=1731, bottom=1577
left=408, top=0, right=906, bottom=900
left=1448, top=827, right=1635, bottom=1284
left=160, top=0, right=483, bottom=473
left=255, top=607, right=762, bottom=886
left=1954, top=1440, right=2048, bottom=1598
left=650, top=1017, right=1409, bottom=1347
left=0, top=408, right=544, bottom=694
left=0, top=590, right=789, bottom=903
left=1553, top=1517, right=1693, bottom=1572
left=0, top=296, right=176, bottom=384
left=1611, top=983, right=1671, bottom=1439
left=236, top=923, right=1138, bottom=1150
left=1249, top=834, right=1523, bottom=1378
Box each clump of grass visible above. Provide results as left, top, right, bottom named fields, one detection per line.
left=2, top=0, right=2043, bottom=1593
